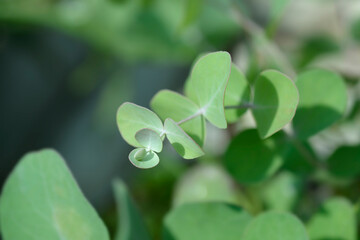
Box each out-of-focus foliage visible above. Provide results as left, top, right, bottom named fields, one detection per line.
left=1, top=0, right=360, bottom=239
left=0, top=0, right=241, bottom=62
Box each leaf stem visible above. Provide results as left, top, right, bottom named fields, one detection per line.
left=224, top=103, right=254, bottom=109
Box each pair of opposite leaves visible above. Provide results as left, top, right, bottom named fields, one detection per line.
left=117, top=51, right=347, bottom=168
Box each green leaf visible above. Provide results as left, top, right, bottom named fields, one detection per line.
left=0, top=149, right=109, bottom=240
left=262, top=172, right=300, bottom=211
left=224, top=129, right=286, bottom=184
left=293, top=69, right=347, bottom=139
left=135, top=128, right=163, bottom=152
left=172, top=164, right=238, bottom=207
left=117, top=102, right=164, bottom=147
left=128, top=148, right=160, bottom=169
left=113, top=179, right=150, bottom=240
left=266, top=0, right=292, bottom=37
left=151, top=90, right=206, bottom=146
left=180, top=0, right=203, bottom=29
left=224, top=64, right=251, bottom=123
left=351, top=18, right=360, bottom=42
left=328, top=145, right=360, bottom=179
left=252, top=70, right=299, bottom=139
left=163, top=202, right=252, bottom=240
left=164, top=118, right=204, bottom=159
left=307, top=198, right=356, bottom=240
left=243, top=211, right=309, bottom=240
left=282, top=141, right=315, bottom=176
left=185, top=51, right=232, bottom=128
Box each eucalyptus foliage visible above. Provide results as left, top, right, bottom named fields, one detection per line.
left=0, top=49, right=357, bottom=240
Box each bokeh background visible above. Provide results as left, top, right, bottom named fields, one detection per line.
left=1, top=0, right=360, bottom=238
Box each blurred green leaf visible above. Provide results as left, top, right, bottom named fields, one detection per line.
left=262, top=172, right=300, bottom=211
left=252, top=70, right=299, bottom=139
left=151, top=90, right=206, bottom=146
left=0, top=149, right=110, bottom=240
left=351, top=18, right=360, bottom=42
left=328, top=145, right=360, bottom=180
left=180, top=0, right=203, bottom=29
left=172, top=164, right=238, bottom=207
left=266, top=0, right=292, bottom=37
left=307, top=197, right=356, bottom=240
left=224, top=64, right=251, bottom=123
left=164, top=118, right=204, bottom=159
left=293, top=69, right=347, bottom=139
left=224, top=129, right=286, bottom=184
left=135, top=128, right=163, bottom=152
left=243, top=211, right=308, bottom=240
left=198, top=1, right=241, bottom=48
left=163, top=202, right=252, bottom=240
left=113, top=179, right=150, bottom=240
left=298, top=36, right=340, bottom=67
left=128, top=148, right=160, bottom=169
left=282, top=142, right=315, bottom=176
left=117, top=102, right=163, bottom=147
left=185, top=51, right=231, bottom=129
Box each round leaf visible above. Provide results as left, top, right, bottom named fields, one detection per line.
left=252, top=70, right=299, bottom=139
left=293, top=69, right=347, bottom=139
left=243, top=211, right=309, bottom=240
left=135, top=128, right=163, bottom=152
left=224, top=64, right=251, bottom=123
left=151, top=90, right=206, bottom=146
left=262, top=172, right=300, bottom=211
left=185, top=51, right=232, bottom=129
left=163, top=202, right=252, bottom=240
left=0, top=149, right=110, bottom=240
left=328, top=145, right=360, bottom=179
left=172, top=164, right=238, bottom=207
left=224, top=129, right=286, bottom=184
left=307, top=198, right=356, bottom=240
left=128, top=148, right=160, bottom=169
left=164, top=118, right=204, bottom=159
left=117, top=102, right=163, bottom=147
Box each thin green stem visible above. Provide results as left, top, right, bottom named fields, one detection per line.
left=225, top=103, right=254, bottom=109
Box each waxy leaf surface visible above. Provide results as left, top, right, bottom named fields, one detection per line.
left=117, top=102, right=163, bottom=147
left=224, top=64, right=251, bottom=123
left=128, top=148, right=160, bottom=169
left=164, top=118, right=204, bottom=159
left=185, top=51, right=231, bottom=128
left=252, top=70, right=299, bottom=139
left=151, top=90, right=205, bottom=146
left=135, top=128, right=163, bottom=152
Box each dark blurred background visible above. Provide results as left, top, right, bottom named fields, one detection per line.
left=1, top=0, right=360, bottom=238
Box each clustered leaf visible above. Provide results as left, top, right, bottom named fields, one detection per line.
left=150, top=89, right=206, bottom=146
left=116, top=51, right=349, bottom=178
